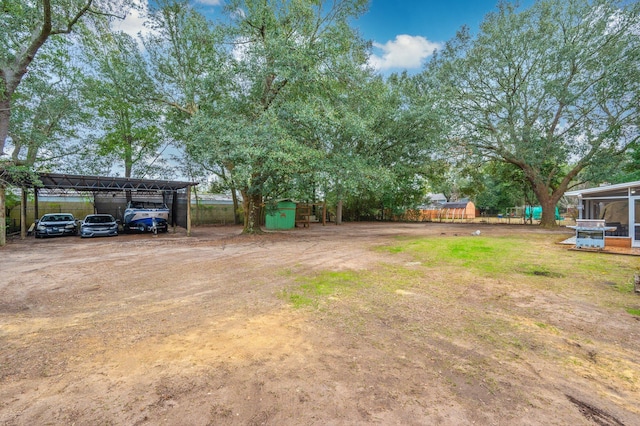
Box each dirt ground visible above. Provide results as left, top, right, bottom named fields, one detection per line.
left=1, top=222, right=639, bottom=425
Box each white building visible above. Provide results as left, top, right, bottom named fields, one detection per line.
left=565, top=181, right=640, bottom=248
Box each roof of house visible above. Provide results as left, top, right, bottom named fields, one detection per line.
left=442, top=201, right=474, bottom=209
left=426, top=193, right=447, bottom=203
left=565, top=181, right=640, bottom=197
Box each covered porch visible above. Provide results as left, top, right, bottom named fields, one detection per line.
left=565, top=181, right=640, bottom=249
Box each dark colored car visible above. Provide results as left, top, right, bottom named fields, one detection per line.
left=35, top=213, right=78, bottom=238
left=80, top=214, right=119, bottom=238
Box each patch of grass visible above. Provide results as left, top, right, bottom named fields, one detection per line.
left=380, top=236, right=634, bottom=291
left=614, top=280, right=636, bottom=294
left=380, top=236, right=528, bottom=276
left=535, top=322, right=560, bottom=334
left=625, top=307, right=640, bottom=317
left=299, top=271, right=361, bottom=296
left=286, top=293, right=315, bottom=308
left=519, top=265, right=564, bottom=278
left=284, top=271, right=364, bottom=308
left=283, top=265, right=423, bottom=309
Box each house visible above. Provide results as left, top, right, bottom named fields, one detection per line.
left=565, top=181, right=640, bottom=248
left=418, top=198, right=476, bottom=222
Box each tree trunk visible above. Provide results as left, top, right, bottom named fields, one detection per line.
left=539, top=198, right=558, bottom=227
left=231, top=190, right=241, bottom=225
left=242, top=191, right=263, bottom=234
left=0, top=97, right=10, bottom=156
left=0, top=184, right=6, bottom=246
left=530, top=181, right=560, bottom=228
left=20, top=188, right=27, bottom=239
left=336, top=199, right=343, bottom=225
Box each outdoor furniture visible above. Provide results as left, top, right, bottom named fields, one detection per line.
left=568, top=219, right=617, bottom=249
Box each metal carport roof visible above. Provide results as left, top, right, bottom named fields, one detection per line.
left=1, top=171, right=199, bottom=240
left=2, top=171, right=197, bottom=192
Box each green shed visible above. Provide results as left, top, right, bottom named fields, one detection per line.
left=265, top=200, right=296, bottom=230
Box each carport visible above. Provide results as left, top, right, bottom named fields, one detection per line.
left=3, top=172, right=198, bottom=240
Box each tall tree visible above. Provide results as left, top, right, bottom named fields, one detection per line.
left=143, top=0, right=238, bottom=217
left=317, top=71, right=442, bottom=221
left=144, top=0, right=225, bottom=119
left=0, top=0, right=128, bottom=156
left=81, top=22, right=168, bottom=179
left=188, top=0, right=369, bottom=233
left=8, top=38, right=88, bottom=169
left=430, top=0, right=640, bottom=227
left=0, top=0, right=129, bottom=246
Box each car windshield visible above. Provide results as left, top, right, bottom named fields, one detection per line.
left=85, top=216, right=114, bottom=224
left=42, top=215, right=73, bottom=222
left=128, top=201, right=167, bottom=209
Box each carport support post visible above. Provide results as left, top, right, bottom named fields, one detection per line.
left=0, top=185, right=5, bottom=246
left=34, top=188, right=38, bottom=224
left=186, top=185, right=192, bottom=237
left=322, top=200, right=327, bottom=226
left=171, top=191, right=178, bottom=231
left=20, top=187, right=27, bottom=239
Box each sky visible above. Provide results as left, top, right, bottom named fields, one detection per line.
left=115, top=0, right=534, bottom=75
left=357, top=0, right=533, bottom=73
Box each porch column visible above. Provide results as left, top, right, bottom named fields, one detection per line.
left=34, top=188, right=39, bottom=222
left=20, top=187, right=27, bottom=239
left=186, top=185, right=192, bottom=237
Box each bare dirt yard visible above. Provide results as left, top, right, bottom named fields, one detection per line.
left=1, top=222, right=639, bottom=425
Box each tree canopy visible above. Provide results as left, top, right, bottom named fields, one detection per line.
left=182, top=0, right=374, bottom=233
left=3, top=0, right=640, bottom=245
left=0, top=0, right=130, bottom=157
left=81, top=21, right=169, bottom=179
left=427, top=0, right=640, bottom=226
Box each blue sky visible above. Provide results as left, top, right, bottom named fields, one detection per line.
left=118, top=0, right=533, bottom=73
left=356, top=0, right=533, bottom=73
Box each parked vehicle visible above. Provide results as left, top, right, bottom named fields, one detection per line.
left=80, top=214, right=119, bottom=238
left=35, top=213, right=78, bottom=238
left=123, top=201, right=169, bottom=233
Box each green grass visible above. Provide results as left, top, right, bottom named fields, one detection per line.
left=283, top=271, right=364, bottom=308
left=379, top=236, right=532, bottom=276
left=284, top=235, right=637, bottom=317
left=379, top=235, right=633, bottom=284
left=280, top=232, right=640, bottom=398
left=282, top=265, right=424, bottom=309
left=626, top=307, right=640, bottom=316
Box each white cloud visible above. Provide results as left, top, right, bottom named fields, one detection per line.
left=196, top=0, right=223, bottom=5
left=111, top=0, right=149, bottom=38
left=369, top=35, right=441, bottom=71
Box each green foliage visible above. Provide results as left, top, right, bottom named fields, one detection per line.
left=626, top=308, right=640, bottom=317
left=181, top=0, right=378, bottom=230
left=388, top=237, right=524, bottom=275
left=284, top=271, right=363, bottom=308
left=428, top=0, right=640, bottom=226
left=0, top=164, right=42, bottom=188
left=81, top=22, right=168, bottom=177
left=381, top=235, right=633, bottom=284
left=611, top=141, right=640, bottom=183
left=9, top=37, right=89, bottom=167
left=474, top=162, right=533, bottom=215
left=0, top=0, right=132, bottom=155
